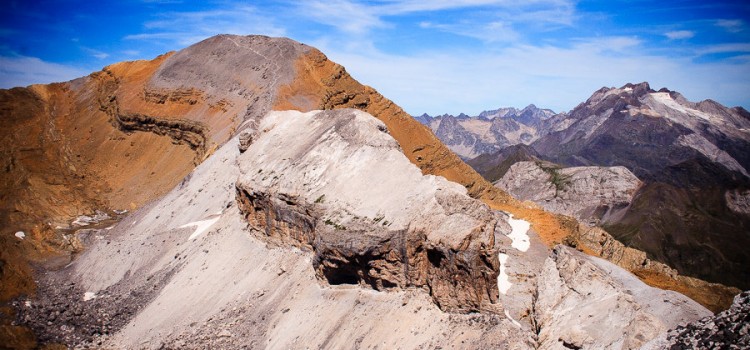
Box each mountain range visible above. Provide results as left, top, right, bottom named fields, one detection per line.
left=415, top=105, right=555, bottom=159
left=1, top=35, right=747, bottom=349
left=429, top=82, right=750, bottom=291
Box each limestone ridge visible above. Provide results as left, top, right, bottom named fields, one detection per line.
left=1, top=35, right=742, bottom=347
left=234, top=110, right=500, bottom=312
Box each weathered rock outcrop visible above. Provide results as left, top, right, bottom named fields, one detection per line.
left=726, top=189, right=750, bottom=214
left=535, top=246, right=710, bottom=350
left=495, top=161, right=641, bottom=225
left=467, top=144, right=541, bottom=182
left=234, top=109, right=500, bottom=312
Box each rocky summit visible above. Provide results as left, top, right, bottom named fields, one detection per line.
left=1, top=35, right=747, bottom=349
left=532, top=82, right=750, bottom=290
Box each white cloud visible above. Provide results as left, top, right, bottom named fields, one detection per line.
left=125, top=5, right=286, bottom=46
left=665, top=30, right=695, bottom=40
left=716, top=19, right=743, bottom=33
left=378, top=0, right=575, bottom=16
left=0, top=56, right=89, bottom=88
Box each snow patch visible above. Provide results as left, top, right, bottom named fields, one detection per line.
left=650, top=92, right=713, bottom=122
left=506, top=215, right=530, bottom=252
left=83, top=292, right=96, bottom=301
left=14, top=231, right=25, bottom=240
left=498, top=253, right=512, bottom=294
left=24, top=300, right=31, bottom=307
left=180, top=217, right=221, bottom=241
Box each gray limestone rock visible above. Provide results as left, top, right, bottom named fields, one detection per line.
left=495, top=161, right=641, bottom=225
left=535, top=245, right=711, bottom=350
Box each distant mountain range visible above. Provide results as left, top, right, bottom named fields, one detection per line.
left=414, top=105, right=555, bottom=159
left=427, top=82, right=750, bottom=290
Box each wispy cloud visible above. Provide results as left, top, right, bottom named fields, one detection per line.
left=716, top=19, right=744, bottom=33
left=318, top=34, right=750, bottom=114
left=571, top=36, right=642, bottom=53
left=296, top=0, right=576, bottom=38
left=125, top=5, right=286, bottom=46
left=419, top=20, right=520, bottom=43
left=665, top=30, right=695, bottom=40
left=296, top=0, right=385, bottom=35
left=697, top=43, right=750, bottom=55
left=81, top=47, right=109, bottom=59
left=0, top=55, right=88, bottom=88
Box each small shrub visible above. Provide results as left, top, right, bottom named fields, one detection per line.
left=315, top=194, right=326, bottom=203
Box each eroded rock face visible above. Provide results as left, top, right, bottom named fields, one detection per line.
left=535, top=245, right=711, bottom=350
left=234, top=109, right=501, bottom=312
left=495, top=161, right=641, bottom=225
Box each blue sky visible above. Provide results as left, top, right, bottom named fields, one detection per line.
left=1, top=1, right=749, bottom=115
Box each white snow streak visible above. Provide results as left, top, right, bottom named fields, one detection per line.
left=507, top=215, right=530, bottom=252
left=498, top=253, right=512, bottom=294
left=650, top=92, right=713, bottom=122
left=14, top=231, right=25, bottom=240
left=180, top=217, right=221, bottom=241
left=83, top=292, right=97, bottom=301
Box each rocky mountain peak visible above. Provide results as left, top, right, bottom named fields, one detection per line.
left=531, top=82, right=750, bottom=291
